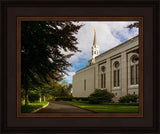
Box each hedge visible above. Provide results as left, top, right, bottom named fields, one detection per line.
left=55, top=97, right=89, bottom=101
left=118, top=94, right=138, bottom=103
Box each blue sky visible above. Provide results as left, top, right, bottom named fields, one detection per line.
left=62, top=21, right=139, bottom=83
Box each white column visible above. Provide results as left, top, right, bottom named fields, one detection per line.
left=121, top=52, right=128, bottom=96
left=106, top=58, right=111, bottom=92
left=95, top=64, right=99, bottom=89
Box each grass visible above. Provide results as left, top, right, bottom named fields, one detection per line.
left=21, top=101, right=48, bottom=113
left=64, top=101, right=139, bottom=113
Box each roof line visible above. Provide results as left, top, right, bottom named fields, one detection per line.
left=76, top=35, right=139, bottom=73
left=89, top=35, right=139, bottom=61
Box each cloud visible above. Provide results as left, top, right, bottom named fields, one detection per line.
left=63, top=72, right=75, bottom=83
left=60, top=21, right=139, bottom=83
left=107, top=21, right=139, bottom=41
left=65, top=21, right=138, bottom=63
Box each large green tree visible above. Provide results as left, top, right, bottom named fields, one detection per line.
left=21, top=21, right=82, bottom=105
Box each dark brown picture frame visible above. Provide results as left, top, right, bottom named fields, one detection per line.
left=1, top=0, right=159, bottom=133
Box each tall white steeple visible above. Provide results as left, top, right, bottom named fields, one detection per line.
left=91, top=28, right=99, bottom=64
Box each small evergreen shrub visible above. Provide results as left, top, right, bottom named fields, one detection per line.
left=118, top=94, right=138, bottom=103
left=88, top=89, right=114, bottom=104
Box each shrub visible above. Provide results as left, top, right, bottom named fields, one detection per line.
left=88, top=89, right=114, bottom=104
left=55, top=97, right=89, bottom=102
left=118, top=94, right=138, bottom=103
left=73, top=97, right=89, bottom=102
left=55, top=97, right=73, bottom=101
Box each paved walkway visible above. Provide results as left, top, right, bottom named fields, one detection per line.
left=35, top=101, right=93, bottom=113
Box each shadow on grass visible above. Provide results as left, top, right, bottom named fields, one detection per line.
left=21, top=102, right=48, bottom=113
left=64, top=101, right=139, bottom=113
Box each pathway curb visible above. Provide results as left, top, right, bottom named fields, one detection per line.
left=32, top=102, right=49, bottom=113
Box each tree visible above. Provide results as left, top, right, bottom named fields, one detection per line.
left=60, top=80, right=72, bottom=95
left=52, top=82, right=68, bottom=97
left=88, top=89, right=114, bottom=104
left=126, top=22, right=139, bottom=29
left=126, top=22, right=139, bottom=56
left=21, top=21, right=82, bottom=105
left=118, top=94, right=138, bottom=103
left=46, top=80, right=72, bottom=98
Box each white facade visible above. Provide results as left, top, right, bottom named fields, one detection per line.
left=72, top=33, right=139, bottom=99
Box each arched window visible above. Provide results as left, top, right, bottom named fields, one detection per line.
left=101, top=66, right=106, bottom=88
left=130, top=55, right=139, bottom=85
left=113, top=61, right=120, bottom=87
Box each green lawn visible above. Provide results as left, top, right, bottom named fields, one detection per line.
left=64, top=101, right=139, bottom=113
left=21, top=101, right=48, bottom=113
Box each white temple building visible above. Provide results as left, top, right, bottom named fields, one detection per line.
left=72, top=29, right=139, bottom=99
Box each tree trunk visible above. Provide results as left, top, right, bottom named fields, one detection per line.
left=39, top=93, right=41, bottom=103
left=25, top=89, right=29, bottom=106
left=43, top=96, right=46, bottom=102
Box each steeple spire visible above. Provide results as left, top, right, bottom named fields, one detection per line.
left=91, top=28, right=99, bottom=64
left=93, top=28, right=97, bottom=46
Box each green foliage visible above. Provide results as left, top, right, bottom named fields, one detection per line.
left=21, top=89, right=25, bottom=102
left=55, top=97, right=73, bottom=101
left=55, top=97, right=88, bottom=102
left=21, top=80, right=73, bottom=105
left=118, top=94, right=138, bottom=103
left=88, top=89, right=114, bottom=104
left=21, top=21, right=82, bottom=90
left=51, top=81, right=72, bottom=97
left=73, top=97, right=89, bottom=102
left=28, top=91, right=40, bottom=103
left=21, top=21, right=82, bottom=105
left=21, top=101, right=48, bottom=113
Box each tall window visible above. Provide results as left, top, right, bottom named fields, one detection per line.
left=136, top=64, right=139, bottom=84
left=101, top=66, right=106, bottom=88
left=131, top=65, right=135, bottom=85
left=113, top=61, right=120, bottom=87
left=131, top=55, right=139, bottom=85
left=84, top=80, right=86, bottom=91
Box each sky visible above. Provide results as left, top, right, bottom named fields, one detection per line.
left=62, top=21, right=139, bottom=84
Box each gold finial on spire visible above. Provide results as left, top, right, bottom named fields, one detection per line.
left=93, top=28, right=97, bottom=46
